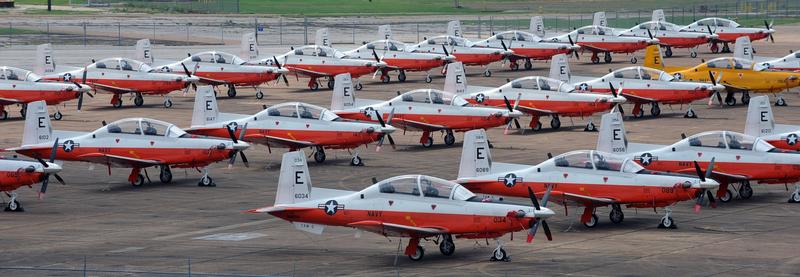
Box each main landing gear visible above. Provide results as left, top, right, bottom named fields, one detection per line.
left=716, top=181, right=753, bottom=203
left=159, top=166, right=173, bottom=183
left=664, top=46, right=673, bottom=58
left=4, top=192, right=23, bottom=212
left=313, top=147, right=326, bottom=163
left=609, top=204, right=624, bottom=224
left=227, top=84, right=237, bottom=98
left=419, top=130, right=456, bottom=148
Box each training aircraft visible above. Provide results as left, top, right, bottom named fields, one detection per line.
left=597, top=108, right=800, bottom=203
left=149, top=37, right=286, bottom=99
left=615, top=10, right=717, bottom=58
left=644, top=38, right=800, bottom=106
left=249, top=29, right=387, bottom=91
left=456, top=127, right=718, bottom=229
left=185, top=84, right=395, bottom=166
left=248, top=151, right=555, bottom=261
left=546, top=12, right=659, bottom=64
left=752, top=51, right=800, bottom=72
left=341, top=25, right=454, bottom=83
left=7, top=100, right=249, bottom=187
left=456, top=18, right=579, bottom=71
left=680, top=17, right=774, bottom=53
left=37, top=43, right=199, bottom=109
left=457, top=55, right=625, bottom=131
left=564, top=56, right=724, bottom=118
left=0, top=140, right=62, bottom=212
left=404, top=21, right=513, bottom=77
left=0, top=63, right=90, bottom=120
left=330, top=67, right=522, bottom=148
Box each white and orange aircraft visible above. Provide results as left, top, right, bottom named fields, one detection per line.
left=7, top=100, right=250, bottom=187
left=405, top=21, right=513, bottom=77
left=151, top=36, right=286, bottom=99
left=330, top=68, right=522, bottom=148
left=250, top=29, right=387, bottom=91
left=546, top=12, right=659, bottom=64
left=563, top=52, right=724, bottom=118
left=185, top=84, right=395, bottom=165
left=37, top=43, right=199, bottom=109
left=0, top=63, right=90, bottom=120
left=454, top=18, right=579, bottom=71
left=598, top=109, right=800, bottom=203
left=615, top=10, right=717, bottom=58
left=458, top=54, right=625, bottom=131
left=0, top=140, right=62, bottom=212
left=679, top=17, right=774, bottom=53
left=342, top=25, right=455, bottom=83
left=248, top=151, right=555, bottom=261
left=456, top=127, right=718, bottom=229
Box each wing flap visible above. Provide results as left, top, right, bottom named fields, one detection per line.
left=348, top=221, right=447, bottom=237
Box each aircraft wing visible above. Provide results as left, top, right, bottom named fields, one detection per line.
left=196, top=76, right=230, bottom=86
left=91, top=83, right=137, bottom=94
left=465, top=85, right=493, bottom=94
left=310, top=188, right=353, bottom=199
left=76, top=153, right=161, bottom=168
left=514, top=105, right=556, bottom=116
left=243, top=134, right=316, bottom=149
left=347, top=221, right=448, bottom=237
left=773, top=124, right=800, bottom=134
left=539, top=190, right=617, bottom=206
left=673, top=167, right=750, bottom=181
left=568, top=75, right=596, bottom=83
left=579, top=44, right=611, bottom=53
left=393, top=118, right=447, bottom=131
left=216, top=112, right=251, bottom=122
left=491, top=162, right=530, bottom=173
left=288, top=67, right=330, bottom=78
left=619, top=92, right=657, bottom=103
left=354, top=99, right=385, bottom=107
left=0, top=97, right=25, bottom=105
left=246, top=206, right=317, bottom=213
left=52, top=130, right=89, bottom=139
left=627, top=143, right=667, bottom=153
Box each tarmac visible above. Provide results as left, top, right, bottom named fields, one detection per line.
left=1, top=24, right=800, bottom=276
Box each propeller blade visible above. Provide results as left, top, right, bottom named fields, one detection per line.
left=282, top=74, right=289, bottom=86
left=35, top=157, right=48, bottom=168
left=441, top=44, right=449, bottom=57
left=81, top=67, right=88, bottom=85
left=608, top=82, right=619, bottom=98
left=513, top=119, right=521, bottom=129
left=499, top=39, right=508, bottom=51
left=693, top=161, right=706, bottom=182
left=53, top=173, right=65, bottom=185
left=238, top=123, right=248, bottom=141
left=39, top=176, right=50, bottom=197
left=647, top=28, right=654, bottom=40
left=708, top=71, right=717, bottom=86
left=181, top=62, right=192, bottom=77
left=502, top=96, right=514, bottom=112
left=77, top=90, right=84, bottom=111
left=226, top=126, right=238, bottom=144
left=49, top=138, right=59, bottom=163
left=705, top=157, right=715, bottom=180
left=567, top=35, right=575, bottom=46
left=374, top=110, right=386, bottom=127
left=706, top=25, right=714, bottom=35
left=527, top=186, right=541, bottom=210
left=371, top=49, right=381, bottom=62
left=706, top=190, right=717, bottom=208
left=386, top=134, right=396, bottom=149
left=272, top=56, right=283, bottom=69
left=541, top=220, right=553, bottom=241
left=240, top=151, right=249, bottom=168
left=386, top=107, right=395, bottom=125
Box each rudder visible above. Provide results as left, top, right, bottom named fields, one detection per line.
left=275, top=151, right=312, bottom=205
left=135, top=39, right=154, bottom=65
left=22, top=101, right=53, bottom=146
left=443, top=62, right=466, bottom=94
left=191, top=86, right=219, bottom=127
left=34, top=44, right=55, bottom=76
left=597, top=112, right=628, bottom=154
left=644, top=45, right=665, bottom=69
left=549, top=54, right=570, bottom=82
left=458, top=129, right=493, bottom=179
left=744, top=95, right=774, bottom=137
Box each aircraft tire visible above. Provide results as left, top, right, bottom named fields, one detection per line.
left=408, top=245, right=424, bottom=261
left=444, top=133, right=455, bottom=146
left=53, top=111, right=63, bottom=120
left=583, top=214, right=598, bottom=228
left=439, top=235, right=455, bottom=256
left=719, top=188, right=733, bottom=203
left=609, top=206, right=624, bottom=224
left=490, top=248, right=508, bottom=262
left=159, top=167, right=173, bottom=183
left=739, top=183, right=753, bottom=200
left=658, top=216, right=676, bottom=229
left=132, top=174, right=145, bottom=186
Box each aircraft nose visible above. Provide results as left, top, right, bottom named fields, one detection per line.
left=42, top=163, right=62, bottom=174
left=712, top=84, right=725, bottom=91
left=647, top=38, right=660, bottom=45
left=444, top=55, right=457, bottom=61
left=531, top=207, right=556, bottom=219
left=380, top=125, right=397, bottom=134
left=612, top=95, right=627, bottom=103
left=501, top=49, right=515, bottom=56
left=708, top=34, right=720, bottom=40
left=232, top=141, right=251, bottom=151
left=697, top=179, right=720, bottom=189
left=508, top=110, right=523, bottom=118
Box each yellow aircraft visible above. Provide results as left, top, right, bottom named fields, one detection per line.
left=643, top=42, right=800, bottom=107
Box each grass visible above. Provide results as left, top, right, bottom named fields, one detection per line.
left=22, top=8, right=94, bottom=15
left=0, top=27, right=45, bottom=35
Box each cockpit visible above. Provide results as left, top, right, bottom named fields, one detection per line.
left=683, top=131, right=774, bottom=152
left=394, top=89, right=469, bottom=106
left=575, top=26, right=615, bottom=36
left=491, top=31, right=541, bottom=42
left=258, top=102, right=340, bottom=121
left=634, top=21, right=681, bottom=31
left=99, top=118, right=187, bottom=138
left=364, top=40, right=408, bottom=52
left=425, top=35, right=470, bottom=47
left=185, top=51, right=246, bottom=65
left=506, top=76, right=575, bottom=92
left=690, top=18, right=739, bottom=28
left=550, top=150, right=644, bottom=173
left=289, top=45, right=346, bottom=59
left=0, top=66, right=41, bottom=82
left=704, top=57, right=753, bottom=70
left=367, top=175, right=476, bottom=201
left=89, top=58, right=153, bottom=72
left=604, top=66, right=674, bottom=81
